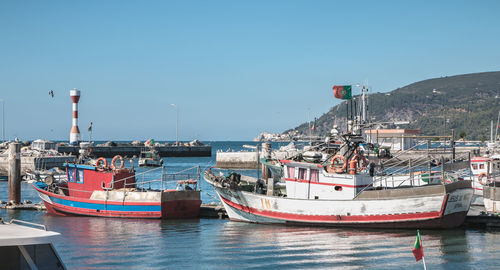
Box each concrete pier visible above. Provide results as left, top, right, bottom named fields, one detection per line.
left=57, top=145, right=211, bottom=158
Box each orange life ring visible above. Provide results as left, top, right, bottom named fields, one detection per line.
left=478, top=172, right=491, bottom=186
left=111, top=155, right=124, bottom=170
left=96, top=157, right=108, bottom=171
left=330, top=155, right=347, bottom=173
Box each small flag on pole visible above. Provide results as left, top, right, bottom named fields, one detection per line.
left=412, top=230, right=426, bottom=269
left=412, top=230, right=424, bottom=261
left=332, top=85, right=352, bottom=100
left=311, top=118, right=317, bottom=131
left=88, top=122, right=93, bottom=132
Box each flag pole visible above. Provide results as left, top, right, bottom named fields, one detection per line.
left=422, top=256, right=427, bottom=270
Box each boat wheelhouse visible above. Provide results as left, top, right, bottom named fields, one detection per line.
left=470, top=155, right=500, bottom=196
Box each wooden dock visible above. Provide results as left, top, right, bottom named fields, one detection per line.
left=0, top=203, right=46, bottom=211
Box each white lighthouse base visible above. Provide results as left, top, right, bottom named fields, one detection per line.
left=70, top=133, right=81, bottom=145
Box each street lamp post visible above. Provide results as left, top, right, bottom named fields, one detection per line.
left=170, top=104, right=178, bottom=146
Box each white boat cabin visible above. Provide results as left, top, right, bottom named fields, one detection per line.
left=470, top=155, right=500, bottom=178
left=281, top=160, right=373, bottom=200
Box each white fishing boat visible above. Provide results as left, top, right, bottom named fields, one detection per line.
left=206, top=85, right=474, bottom=228
left=206, top=134, right=473, bottom=229
left=0, top=218, right=66, bottom=269
left=138, top=148, right=163, bottom=167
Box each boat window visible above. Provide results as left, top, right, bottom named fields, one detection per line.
left=287, top=166, right=295, bottom=179
left=68, top=168, right=76, bottom=182
left=298, top=168, right=307, bottom=180
left=310, top=169, right=319, bottom=182
left=472, top=164, right=478, bottom=170
left=76, top=169, right=84, bottom=183
left=480, top=164, right=485, bottom=169
left=68, top=167, right=84, bottom=183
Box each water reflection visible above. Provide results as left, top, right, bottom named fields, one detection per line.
left=208, top=222, right=478, bottom=269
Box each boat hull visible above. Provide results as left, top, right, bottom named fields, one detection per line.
left=33, top=184, right=201, bottom=219
left=211, top=181, right=473, bottom=229
left=138, top=159, right=163, bottom=167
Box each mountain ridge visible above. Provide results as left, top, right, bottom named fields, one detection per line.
left=284, top=71, right=500, bottom=140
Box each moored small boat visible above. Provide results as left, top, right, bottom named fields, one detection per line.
left=32, top=155, right=201, bottom=219
left=138, top=148, right=163, bottom=167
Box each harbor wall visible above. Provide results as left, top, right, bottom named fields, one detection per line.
left=58, top=145, right=212, bottom=158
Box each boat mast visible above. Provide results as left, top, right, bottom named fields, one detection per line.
left=496, top=110, right=500, bottom=142
left=362, top=86, right=366, bottom=123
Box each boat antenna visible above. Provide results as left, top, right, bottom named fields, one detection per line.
left=345, top=100, right=349, bottom=133
left=496, top=109, right=500, bottom=142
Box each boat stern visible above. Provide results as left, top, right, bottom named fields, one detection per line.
left=161, top=190, right=201, bottom=219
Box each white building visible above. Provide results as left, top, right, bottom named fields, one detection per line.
left=31, top=139, right=58, bottom=151
left=365, top=129, right=420, bottom=151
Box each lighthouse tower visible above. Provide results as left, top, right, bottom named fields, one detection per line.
left=69, top=89, right=81, bottom=144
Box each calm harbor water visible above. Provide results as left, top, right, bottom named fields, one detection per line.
left=1, top=141, right=498, bottom=269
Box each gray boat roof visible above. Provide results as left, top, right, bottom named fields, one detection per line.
left=0, top=220, right=60, bottom=246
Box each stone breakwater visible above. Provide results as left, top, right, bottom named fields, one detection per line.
left=58, top=145, right=212, bottom=158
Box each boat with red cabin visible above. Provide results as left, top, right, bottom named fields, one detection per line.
left=32, top=155, right=201, bottom=219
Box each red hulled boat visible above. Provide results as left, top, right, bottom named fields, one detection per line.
left=32, top=156, right=201, bottom=219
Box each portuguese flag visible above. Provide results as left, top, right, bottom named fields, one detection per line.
left=412, top=230, right=424, bottom=262
left=332, top=85, right=352, bottom=100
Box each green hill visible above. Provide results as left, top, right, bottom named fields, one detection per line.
left=285, top=71, right=500, bottom=140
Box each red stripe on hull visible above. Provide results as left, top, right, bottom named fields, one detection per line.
left=219, top=194, right=467, bottom=228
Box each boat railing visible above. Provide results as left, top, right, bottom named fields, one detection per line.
left=378, top=141, right=428, bottom=168
left=358, top=150, right=466, bottom=197
left=8, top=219, right=48, bottom=231
left=119, top=165, right=201, bottom=191
left=44, top=166, right=201, bottom=195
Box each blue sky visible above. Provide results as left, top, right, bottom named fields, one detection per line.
left=1, top=0, right=499, bottom=141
